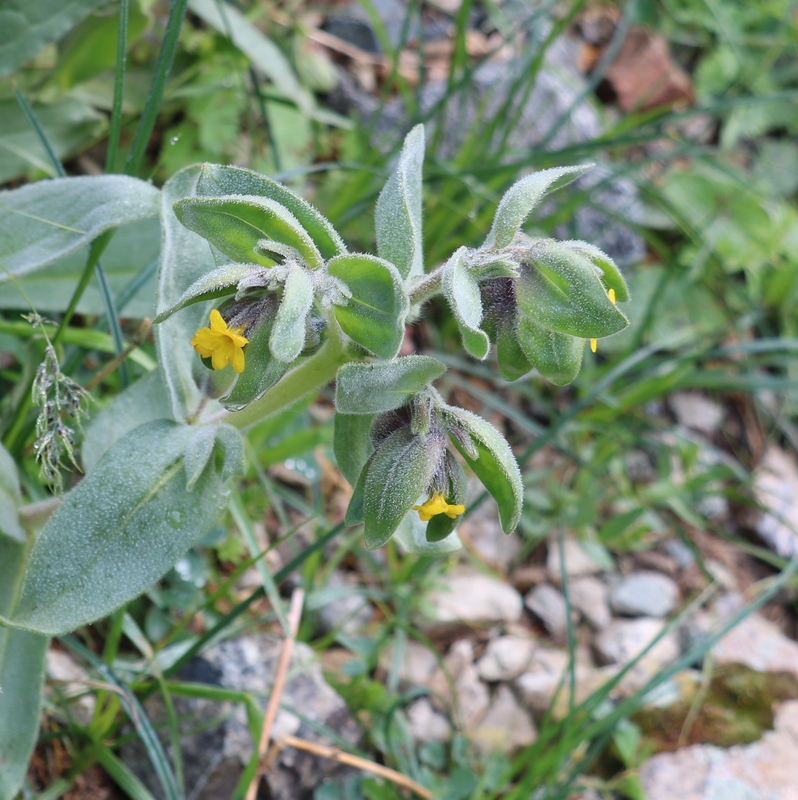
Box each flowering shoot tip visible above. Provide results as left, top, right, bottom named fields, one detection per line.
left=191, top=309, right=249, bottom=373
left=412, top=491, right=465, bottom=521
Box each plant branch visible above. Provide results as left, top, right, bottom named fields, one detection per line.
left=408, top=267, right=443, bottom=305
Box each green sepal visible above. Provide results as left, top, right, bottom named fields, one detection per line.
left=334, top=356, right=446, bottom=415
left=496, top=315, right=533, bottom=381
left=516, top=311, right=583, bottom=386
left=221, top=305, right=289, bottom=411
left=363, top=427, right=446, bottom=549
left=442, top=248, right=490, bottom=360
left=196, top=164, right=347, bottom=259
left=270, top=262, right=314, bottom=362
left=334, top=413, right=375, bottom=487
left=173, top=195, right=324, bottom=270
left=345, top=451, right=373, bottom=526
left=563, top=240, right=631, bottom=302
left=327, top=253, right=408, bottom=359
left=152, top=263, right=260, bottom=323
left=442, top=406, right=523, bottom=533
left=516, top=241, right=628, bottom=339
left=425, top=451, right=466, bottom=543
left=484, top=165, right=592, bottom=250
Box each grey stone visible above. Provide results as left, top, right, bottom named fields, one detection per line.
left=547, top=537, right=605, bottom=580
left=710, top=611, right=798, bottom=677
left=46, top=648, right=95, bottom=726
left=568, top=576, right=612, bottom=630
left=609, top=571, right=680, bottom=618
left=427, top=640, right=490, bottom=729
left=407, top=698, right=452, bottom=743
left=670, top=392, right=725, bottom=435
left=664, top=538, right=696, bottom=570
left=379, top=640, right=440, bottom=686
left=470, top=686, right=537, bottom=753
left=525, top=584, right=568, bottom=639
left=426, top=570, right=523, bottom=625
left=754, top=446, right=798, bottom=559
left=640, top=700, right=798, bottom=800
left=458, top=490, right=521, bottom=571
left=476, top=635, right=536, bottom=682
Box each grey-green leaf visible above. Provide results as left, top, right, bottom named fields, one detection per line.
left=153, top=263, right=260, bottom=323
left=484, top=165, right=592, bottom=250
left=516, top=312, right=583, bottom=386
left=442, top=248, right=490, bottom=359
left=496, top=315, right=533, bottom=382
left=563, top=240, right=631, bottom=302
left=328, top=253, right=408, bottom=359
left=0, top=175, right=160, bottom=280
left=0, top=0, right=104, bottom=77
left=174, top=195, right=323, bottom=270
left=155, top=166, right=220, bottom=422
left=184, top=423, right=244, bottom=488
left=12, top=420, right=227, bottom=635
left=375, top=125, right=425, bottom=280
left=196, top=164, right=346, bottom=259
left=334, top=413, right=375, bottom=486
left=335, top=356, right=446, bottom=415
left=442, top=406, right=523, bottom=533
left=270, top=263, right=313, bottom=362
left=363, top=427, right=446, bottom=549
left=0, top=442, right=25, bottom=542
left=516, top=241, right=628, bottom=339
left=393, top=511, right=462, bottom=555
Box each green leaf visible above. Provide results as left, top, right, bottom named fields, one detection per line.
left=563, top=240, right=631, bottom=302
left=0, top=175, right=160, bottom=280
left=0, top=442, right=25, bottom=542
left=196, top=165, right=345, bottom=260
left=11, top=420, right=227, bottom=635
left=363, top=427, right=446, bottom=549
left=174, top=195, right=324, bottom=270
left=82, top=367, right=174, bottom=474
left=0, top=0, right=104, bottom=77
left=344, top=451, right=372, bottom=526
left=393, top=511, right=462, bottom=555
left=220, top=300, right=289, bottom=411
left=375, top=125, right=425, bottom=280
left=442, top=248, right=489, bottom=360
left=270, top=262, right=313, bottom=362
left=153, top=263, right=259, bottom=323
left=0, top=536, right=48, bottom=800
left=495, top=315, right=533, bottom=382
left=215, top=424, right=245, bottom=481
left=334, top=413, right=375, bottom=486
left=516, top=312, right=583, bottom=386
left=328, top=253, right=408, bottom=359
left=188, top=0, right=315, bottom=117
left=516, top=241, right=628, bottom=339
left=484, top=165, right=592, bottom=250
left=155, top=166, right=220, bottom=422
left=442, top=406, right=523, bottom=533
left=184, top=423, right=244, bottom=489
left=334, top=356, right=446, bottom=415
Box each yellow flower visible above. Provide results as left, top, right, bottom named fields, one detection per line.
left=191, top=309, right=249, bottom=373
left=590, top=288, right=617, bottom=354
left=412, top=491, right=465, bottom=521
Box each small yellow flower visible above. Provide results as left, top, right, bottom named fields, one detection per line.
left=412, top=491, right=465, bottom=521
left=191, top=309, right=249, bottom=373
left=590, top=288, right=617, bottom=353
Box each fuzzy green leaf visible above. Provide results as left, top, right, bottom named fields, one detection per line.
left=328, top=253, right=408, bottom=358
left=563, top=240, right=631, bottom=302
left=174, top=195, right=323, bottom=270
left=375, top=125, right=425, bottom=279
left=516, top=312, right=583, bottom=386
left=196, top=164, right=346, bottom=259
left=270, top=262, right=313, bottom=362
left=185, top=423, right=244, bottom=489
left=516, top=241, right=628, bottom=339
left=0, top=442, right=25, bottom=542
left=334, top=413, right=375, bottom=487
left=484, top=165, right=592, bottom=250
left=363, top=427, right=446, bottom=549
left=496, top=315, right=533, bottom=382
left=335, top=356, right=446, bottom=415
left=12, top=420, right=227, bottom=635
left=393, top=512, right=462, bottom=555
left=442, top=406, right=523, bottom=533
left=442, top=248, right=490, bottom=359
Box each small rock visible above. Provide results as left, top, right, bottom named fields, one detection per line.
left=459, top=491, right=521, bottom=571
left=711, top=613, right=798, bottom=677
left=426, top=570, right=523, bottom=625
left=379, top=640, right=440, bottom=686
left=427, top=640, right=490, bottom=729
left=663, top=538, right=696, bottom=569
left=470, top=686, right=537, bottom=753
left=609, top=571, right=679, bottom=618
left=568, top=576, right=612, bottom=630
left=640, top=700, right=798, bottom=800
left=755, top=446, right=798, bottom=558
left=407, top=698, right=452, bottom=743
left=46, top=649, right=95, bottom=725
left=547, top=537, right=604, bottom=579
left=525, top=584, right=568, bottom=639
left=476, top=635, right=536, bottom=682
left=669, top=392, right=725, bottom=435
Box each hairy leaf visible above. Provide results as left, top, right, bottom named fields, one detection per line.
left=328, top=253, right=407, bottom=358
left=495, top=315, right=533, bottom=382
left=0, top=442, right=25, bottom=542
left=375, top=125, right=425, bottom=280
left=393, top=512, right=462, bottom=555
left=270, top=262, right=313, bottom=362
left=334, top=413, right=375, bottom=486
left=563, top=240, right=631, bottom=302
left=516, top=312, right=583, bottom=386
left=335, top=356, right=446, bottom=415
left=442, top=248, right=490, bottom=359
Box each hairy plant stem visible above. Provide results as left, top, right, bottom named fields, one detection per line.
left=408, top=266, right=443, bottom=305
